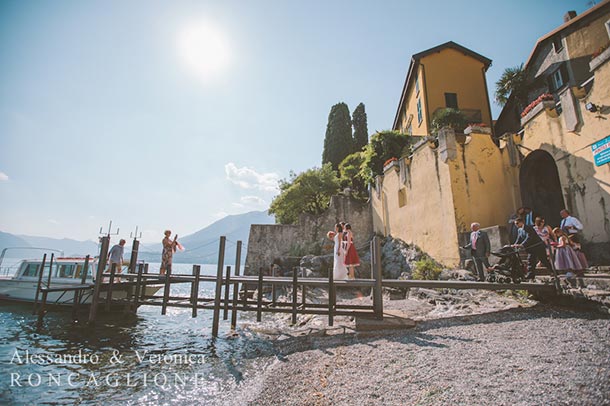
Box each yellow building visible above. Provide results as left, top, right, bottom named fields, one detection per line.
left=496, top=1, right=610, bottom=261
left=393, top=41, right=493, bottom=136
left=373, top=2, right=610, bottom=267
left=372, top=42, right=517, bottom=266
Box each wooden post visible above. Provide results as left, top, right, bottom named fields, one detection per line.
left=256, top=268, right=263, bottom=322
left=46, top=253, right=54, bottom=289
left=302, top=267, right=306, bottom=308
left=161, top=264, right=172, bottom=315
left=128, top=239, right=139, bottom=273
left=212, top=236, right=226, bottom=337
left=32, top=253, right=47, bottom=315
left=140, top=263, right=149, bottom=300
left=191, top=265, right=201, bottom=318
left=37, top=291, right=48, bottom=329
left=89, top=236, right=110, bottom=323
left=230, top=241, right=242, bottom=330
left=373, top=236, right=383, bottom=320
left=71, top=255, right=90, bottom=319
left=292, top=267, right=298, bottom=325
left=133, top=263, right=144, bottom=309
left=223, top=266, right=231, bottom=320
left=105, top=263, right=117, bottom=311
left=271, top=265, right=277, bottom=306
left=328, top=264, right=334, bottom=326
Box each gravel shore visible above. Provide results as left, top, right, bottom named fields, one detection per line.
left=220, top=292, right=610, bottom=406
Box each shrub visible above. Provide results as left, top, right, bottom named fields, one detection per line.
left=431, top=108, right=468, bottom=134
left=412, top=257, right=442, bottom=280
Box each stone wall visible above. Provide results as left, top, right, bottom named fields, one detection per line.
left=244, top=195, right=374, bottom=275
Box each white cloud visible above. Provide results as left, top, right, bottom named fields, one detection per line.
left=0, top=172, right=9, bottom=182
left=48, top=219, right=60, bottom=225
left=240, top=195, right=267, bottom=206
left=225, top=163, right=279, bottom=192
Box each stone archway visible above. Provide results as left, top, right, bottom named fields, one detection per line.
left=519, top=150, right=565, bottom=227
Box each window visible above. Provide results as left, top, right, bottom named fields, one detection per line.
left=22, top=264, right=40, bottom=277
left=549, top=64, right=569, bottom=91
left=417, top=99, right=423, bottom=124
left=415, top=76, right=420, bottom=95
left=58, top=264, right=75, bottom=278
left=552, top=36, right=563, bottom=52
left=398, top=188, right=407, bottom=207
left=445, top=93, right=458, bottom=109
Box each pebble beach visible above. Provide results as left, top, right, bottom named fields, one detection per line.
left=219, top=290, right=610, bottom=406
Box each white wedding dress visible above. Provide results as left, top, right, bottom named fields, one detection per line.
left=332, top=233, right=348, bottom=280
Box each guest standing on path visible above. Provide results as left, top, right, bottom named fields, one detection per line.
left=534, top=217, right=555, bottom=258
left=513, top=218, right=553, bottom=280
left=559, top=209, right=584, bottom=243
left=552, top=228, right=584, bottom=272
left=462, top=222, right=491, bottom=282
left=332, top=223, right=348, bottom=280
left=160, top=230, right=178, bottom=275
left=343, top=223, right=360, bottom=279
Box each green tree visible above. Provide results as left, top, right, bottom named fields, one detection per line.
left=269, top=163, right=341, bottom=224
left=322, top=102, right=353, bottom=170
left=431, top=108, right=468, bottom=134
left=352, top=103, right=368, bottom=152
left=338, top=151, right=367, bottom=201
left=494, top=64, right=528, bottom=108
left=361, top=131, right=410, bottom=184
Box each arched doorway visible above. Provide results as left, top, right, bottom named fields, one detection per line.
left=519, top=150, right=565, bottom=227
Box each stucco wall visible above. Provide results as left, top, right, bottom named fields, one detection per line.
left=519, top=58, right=610, bottom=245
left=245, top=195, right=373, bottom=275
left=371, top=141, right=461, bottom=267
left=448, top=133, right=521, bottom=234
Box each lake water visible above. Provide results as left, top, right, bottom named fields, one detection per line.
left=0, top=263, right=276, bottom=405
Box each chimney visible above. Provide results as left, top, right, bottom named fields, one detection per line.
left=563, top=10, right=577, bottom=23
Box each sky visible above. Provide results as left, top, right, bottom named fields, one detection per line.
left=0, top=0, right=592, bottom=243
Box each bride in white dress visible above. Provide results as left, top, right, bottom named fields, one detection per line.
left=332, top=223, right=348, bottom=280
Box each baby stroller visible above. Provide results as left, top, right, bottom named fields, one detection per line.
left=487, top=245, right=526, bottom=284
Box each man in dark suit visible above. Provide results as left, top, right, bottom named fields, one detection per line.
left=462, top=222, right=491, bottom=282
left=512, top=218, right=552, bottom=280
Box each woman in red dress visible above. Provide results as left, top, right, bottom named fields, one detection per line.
left=343, top=223, right=360, bottom=279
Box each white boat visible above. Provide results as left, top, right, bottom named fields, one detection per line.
left=0, top=254, right=160, bottom=307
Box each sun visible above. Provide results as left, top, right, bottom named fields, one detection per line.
left=177, top=19, right=231, bottom=83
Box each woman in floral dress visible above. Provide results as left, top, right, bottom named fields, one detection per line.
left=160, top=230, right=178, bottom=275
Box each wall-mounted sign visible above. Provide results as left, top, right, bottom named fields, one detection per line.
left=592, top=135, right=610, bottom=166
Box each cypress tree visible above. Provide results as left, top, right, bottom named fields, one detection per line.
left=352, top=102, right=368, bottom=152
left=322, top=102, right=353, bottom=170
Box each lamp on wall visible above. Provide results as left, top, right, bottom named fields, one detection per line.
left=585, top=102, right=599, bottom=113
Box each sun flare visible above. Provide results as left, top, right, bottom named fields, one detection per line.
left=177, top=19, right=231, bottom=83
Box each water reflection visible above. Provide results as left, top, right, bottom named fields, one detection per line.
left=0, top=264, right=275, bottom=405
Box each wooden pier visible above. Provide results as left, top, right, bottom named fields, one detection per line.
left=31, top=235, right=571, bottom=336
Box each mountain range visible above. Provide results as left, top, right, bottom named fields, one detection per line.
left=0, top=211, right=274, bottom=264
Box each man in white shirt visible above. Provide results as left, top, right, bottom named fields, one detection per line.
left=559, top=209, right=584, bottom=243
left=108, top=239, right=126, bottom=276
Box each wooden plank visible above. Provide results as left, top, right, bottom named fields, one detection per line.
left=212, top=236, right=226, bottom=337
left=72, top=255, right=90, bottom=319
left=373, top=236, right=383, bottom=320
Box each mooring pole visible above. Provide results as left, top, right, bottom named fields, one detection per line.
left=140, top=263, right=149, bottom=301
left=32, top=253, right=47, bottom=315
left=223, top=266, right=231, bottom=320
left=71, top=255, right=90, bottom=319
left=37, top=291, right=48, bottom=329
left=46, top=253, right=54, bottom=289
left=191, top=265, right=201, bottom=318
left=89, top=236, right=110, bottom=324
left=212, top=236, right=226, bottom=337
left=133, top=263, right=144, bottom=309
left=230, top=241, right=242, bottom=330
left=161, top=264, right=172, bottom=315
